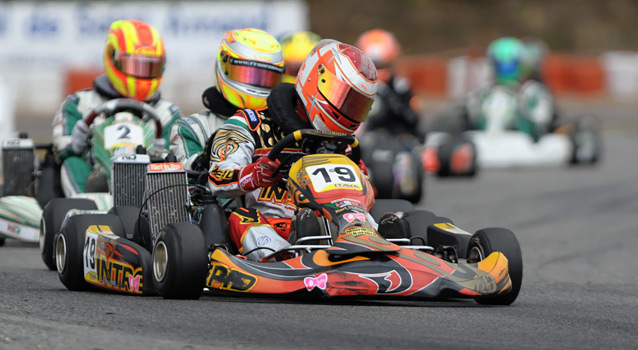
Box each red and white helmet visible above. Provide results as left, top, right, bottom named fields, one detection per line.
left=355, top=29, right=401, bottom=69
left=296, top=40, right=378, bottom=134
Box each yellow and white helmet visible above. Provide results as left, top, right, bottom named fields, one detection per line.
left=215, top=28, right=284, bottom=109
left=280, top=31, right=321, bottom=83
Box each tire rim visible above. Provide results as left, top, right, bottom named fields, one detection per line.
left=153, top=241, right=168, bottom=282
left=467, top=245, right=485, bottom=263
left=55, top=234, right=67, bottom=274
left=39, top=217, right=46, bottom=253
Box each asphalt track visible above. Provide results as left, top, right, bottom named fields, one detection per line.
left=1, top=103, right=637, bottom=349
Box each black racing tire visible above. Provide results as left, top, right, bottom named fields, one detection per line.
left=569, top=120, right=602, bottom=165
left=152, top=223, right=208, bottom=299
left=0, top=237, right=5, bottom=246
left=436, top=138, right=454, bottom=178
left=467, top=228, right=523, bottom=305
left=402, top=210, right=444, bottom=244
left=402, top=151, right=425, bottom=203
left=56, top=214, right=123, bottom=291
left=198, top=204, right=234, bottom=253
left=369, top=155, right=395, bottom=199
left=40, top=198, right=98, bottom=270
left=361, top=137, right=398, bottom=199
left=437, top=136, right=477, bottom=177
left=108, top=206, right=143, bottom=245
left=369, top=199, right=414, bottom=221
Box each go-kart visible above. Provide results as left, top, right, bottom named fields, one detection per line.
left=359, top=129, right=425, bottom=203
left=428, top=85, right=600, bottom=169
left=53, top=129, right=522, bottom=305
left=0, top=98, right=166, bottom=270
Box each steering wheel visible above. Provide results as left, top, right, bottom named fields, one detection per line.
left=267, top=129, right=361, bottom=173
left=84, top=98, right=163, bottom=139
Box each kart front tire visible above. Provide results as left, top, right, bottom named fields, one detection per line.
left=152, top=223, right=208, bottom=299
left=41, top=198, right=98, bottom=270
left=467, top=228, right=522, bottom=305
left=55, top=214, right=120, bottom=291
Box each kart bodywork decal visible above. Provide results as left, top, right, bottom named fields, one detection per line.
left=207, top=245, right=511, bottom=299
left=83, top=225, right=144, bottom=294
left=433, top=223, right=472, bottom=236
left=206, top=262, right=257, bottom=292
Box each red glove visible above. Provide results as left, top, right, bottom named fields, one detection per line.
left=238, top=156, right=282, bottom=192
left=357, top=159, right=369, bottom=176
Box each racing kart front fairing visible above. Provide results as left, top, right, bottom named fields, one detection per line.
left=207, top=235, right=510, bottom=299
left=78, top=223, right=154, bottom=295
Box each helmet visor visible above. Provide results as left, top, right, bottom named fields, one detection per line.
left=317, top=68, right=374, bottom=123
left=494, top=60, right=520, bottom=80
left=221, top=56, right=284, bottom=89
left=113, top=51, right=165, bottom=79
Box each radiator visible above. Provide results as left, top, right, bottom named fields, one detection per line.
left=144, top=163, right=190, bottom=245
left=111, top=154, right=150, bottom=208
left=2, top=138, right=35, bottom=196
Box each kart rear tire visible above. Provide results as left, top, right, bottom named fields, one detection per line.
left=401, top=151, right=424, bottom=204
left=437, top=136, right=477, bottom=177
left=0, top=237, right=5, bottom=246
left=570, top=120, right=602, bottom=165
left=402, top=210, right=452, bottom=245
left=40, top=198, right=98, bottom=270
left=152, top=223, right=208, bottom=299
left=56, top=214, right=121, bottom=291
left=108, top=206, right=144, bottom=246
left=467, top=228, right=522, bottom=305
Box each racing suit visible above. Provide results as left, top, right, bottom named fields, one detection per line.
left=363, top=74, right=422, bottom=139
left=463, top=80, right=556, bottom=141
left=207, top=83, right=312, bottom=261
left=169, top=87, right=241, bottom=171
left=52, top=74, right=181, bottom=196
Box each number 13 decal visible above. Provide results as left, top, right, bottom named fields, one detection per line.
left=307, top=164, right=361, bottom=192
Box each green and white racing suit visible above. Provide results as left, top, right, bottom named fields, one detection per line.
left=52, top=75, right=182, bottom=196
left=168, top=87, right=241, bottom=171
left=465, top=80, right=556, bottom=141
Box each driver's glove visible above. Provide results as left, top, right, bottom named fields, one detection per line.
left=238, top=156, right=282, bottom=192
left=71, top=119, right=90, bottom=155
left=358, top=159, right=369, bottom=176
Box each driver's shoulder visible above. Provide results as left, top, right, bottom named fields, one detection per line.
left=73, top=90, right=111, bottom=117
left=150, top=98, right=183, bottom=118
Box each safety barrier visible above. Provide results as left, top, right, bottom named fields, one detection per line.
left=394, top=52, right=637, bottom=99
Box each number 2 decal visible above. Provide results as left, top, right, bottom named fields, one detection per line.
left=103, top=123, right=144, bottom=150
left=117, top=124, right=131, bottom=140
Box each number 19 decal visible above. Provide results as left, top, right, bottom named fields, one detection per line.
left=306, top=164, right=362, bottom=192
left=83, top=232, right=98, bottom=277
